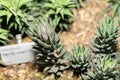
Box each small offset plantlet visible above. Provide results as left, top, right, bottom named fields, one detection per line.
left=0, top=28, right=12, bottom=46
left=69, top=45, right=91, bottom=75
left=90, top=17, right=119, bottom=55
left=105, top=0, right=120, bottom=17
left=81, top=55, right=119, bottom=80
left=0, top=0, right=31, bottom=34
left=44, top=0, right=75, bottom=31
left=27, top=18, right=68, bottom=76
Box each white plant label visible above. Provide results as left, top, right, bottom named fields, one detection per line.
left=0, top=42, right=35, bottom=65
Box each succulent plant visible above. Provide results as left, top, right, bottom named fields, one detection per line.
left=81, top=55, right=119, bottom=80
left=27, top=18, right=68, bottom=76
left=90, top=17, right=119, bottom=56
left=44, top=0, right=75, bottom=32
left=0, top=0, right=31, bottom=35
left=69, top=45, right=91, bottom=75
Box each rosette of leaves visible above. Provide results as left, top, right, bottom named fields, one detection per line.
left=0, top=28, right=12, bottom=46
left=105, top=0, right=120, bottom=17
left=0, top=0, right=31, bottom=35
left=81, top=55, right=119, bottom=80
left=44, top=0, right=75, bottom=32
left=90, top=17, right=119, bottom=55
left=27, top=18, right=68, bottom=76
left=69, top=45, right=91, bottom=75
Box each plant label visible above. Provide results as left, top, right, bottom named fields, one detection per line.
left=0, top=42, right=35, bottom=65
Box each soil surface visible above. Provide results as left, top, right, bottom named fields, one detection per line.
left=0, top=0, right=109, bottom=79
